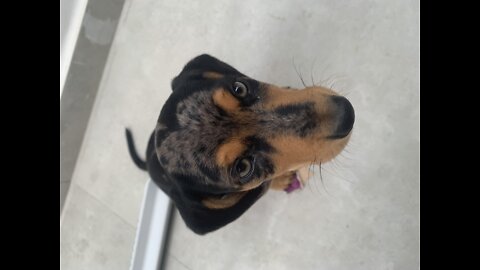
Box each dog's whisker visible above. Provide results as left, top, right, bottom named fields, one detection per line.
left=321, top=73, right=347, bottom=92
left=318, top=162, right=332, bottom=196
left=310, top=70, right=315, bottom=87
left=335, top=151, right=354, bottom=169
left=331, top=80, right=338, bottom=90
left=292, top=57, right=307, bottom=87
left=312, top=156, right=323, bottom=195
left=310, top=159, right=319, bottom=194
left=329, top=149, right=345, bottom=171
left=316, top=62, right=332, bottom=86
left=306, top=161, right=315, bottom=194
left=338, top=149, right=354, bottom=161
left=307, top=158, right=317, bottom=194
left=324, top=153, right=354, bottom=184
left=310, top=57, right=318, bottom=87
left=335, top=83, right=352, bottom=97
left=323, top=76, right=332, bottom=88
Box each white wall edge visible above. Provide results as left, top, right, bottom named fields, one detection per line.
left=130, top=180, right=172, bottom=270
left=60, top=0, right=89, bottom=99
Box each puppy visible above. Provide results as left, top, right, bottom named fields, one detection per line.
left=126, top=54, right=354, bottom=234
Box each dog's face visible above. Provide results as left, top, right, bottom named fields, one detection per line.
left=152, top=55, right=354, bottom=234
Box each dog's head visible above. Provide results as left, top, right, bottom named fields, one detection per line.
left=152, top=54, right=354, bottom=234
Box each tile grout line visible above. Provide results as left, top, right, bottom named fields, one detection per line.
left=65, top=182, right=140, bottom=229
left=168, top=252, right=194, bottom=270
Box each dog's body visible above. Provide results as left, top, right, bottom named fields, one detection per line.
left=126, top=54, right=354, bottom=234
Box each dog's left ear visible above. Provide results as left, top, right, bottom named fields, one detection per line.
left=171, top=54, right=245, bottom=91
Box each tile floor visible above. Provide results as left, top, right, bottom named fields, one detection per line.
left=60, top=0, right=419, bottom=269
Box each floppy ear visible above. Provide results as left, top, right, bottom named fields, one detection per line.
left=171, top=54, right=245, bottom=91
left=167, top=174, right=269, bottom=235
left=148, top=156, right=269, bottom=234
left=150, top=128, right=268, bottom=234
left=145, top=130, right=176, bottom=197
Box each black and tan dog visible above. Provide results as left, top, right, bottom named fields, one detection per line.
left=125, top=54, right=354, bottom=234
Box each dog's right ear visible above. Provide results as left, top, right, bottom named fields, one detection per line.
left=165, top=173, right=269, bottom=235
left=151, top=124, right=269, bottom=234
left=171, top=54, right=245, bottom=91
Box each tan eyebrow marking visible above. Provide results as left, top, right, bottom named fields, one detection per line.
left=212, top=88, right=240, bottom=112
left=215, top=139, right=246, bottom=167
left=203, top=71, right=224, bottom=79
left=202, top=191, right=247, bottom=209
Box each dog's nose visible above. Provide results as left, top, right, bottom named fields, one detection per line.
left=329, top=96, right=355, bottom=139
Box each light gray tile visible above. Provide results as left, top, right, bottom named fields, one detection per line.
left=164, top=254, right=193, bottom=270
left=64, top=0, right=419, bottom=269
left=61, top=0, right=126, bottom=217
left=61, top=0, right=125, bottom=185
left=60, top=184, right=136, bottom=270
left=71, top=124, right=147, bottom=227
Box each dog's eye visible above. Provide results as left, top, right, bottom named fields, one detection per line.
left=233, top=81, right=248, bottom=98
left=233, top=156, right=255, bottom=183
